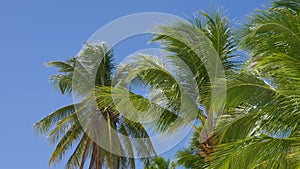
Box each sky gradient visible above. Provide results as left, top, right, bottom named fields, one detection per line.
left=1, top=0, right=268, bottom=168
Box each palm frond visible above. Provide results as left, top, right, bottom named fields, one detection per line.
left=34, top=104, right=77, bottom=135
left=209, top=134, right=300, bottom=169
left=174, top=128, right=206, bottom=169
left=49, top=123, right=83, bottom=166
left=66, top=135, right=89, bottom=169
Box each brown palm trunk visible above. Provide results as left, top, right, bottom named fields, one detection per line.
left=199, top=110, right=216, bottom=160
left=199, top=135, right=214, bottom=160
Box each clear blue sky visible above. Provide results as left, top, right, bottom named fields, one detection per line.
left=0, top=0, right=268, bottom=168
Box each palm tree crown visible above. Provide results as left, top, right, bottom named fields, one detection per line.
left=35, top=43, right=155, bottom=169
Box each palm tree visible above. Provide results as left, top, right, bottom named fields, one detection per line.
left=36, top=1, right=300, bottom=168
left=115, top=10, right=237, bottom=163
left=206, top=0, right=300, bottom=168
left=35, top=43, right=156, bottom=169
left=116, top=1, right=300, bottom=167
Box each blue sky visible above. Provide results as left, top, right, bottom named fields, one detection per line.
left=0, top=0, right=268, bottom=168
